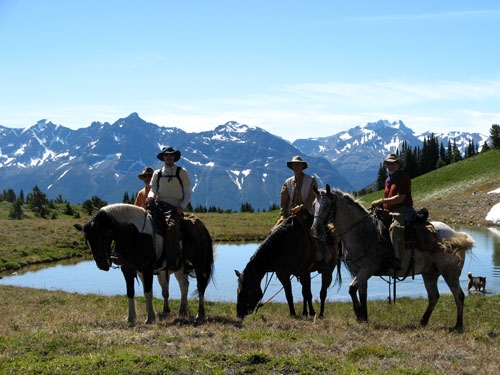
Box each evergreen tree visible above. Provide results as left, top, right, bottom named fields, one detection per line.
left=9, top=199, right=24, bottom=219
left=4, top=188, right=16, bottom=203
left=26, top=185, right=50, bottom=218
left=122, top=192, right=134, bottom=204
left=376, top=163, right=386, bottom=190
left=450, top=139, right=462, bottom=163
left=63, top=202, right=74, bottom=215
left=82, top=200, right=94, bottom=215
left=240, top=202, right=254, bottom=213
left=490, top=124, right=500, bottom=149
left=481, top=141, right=490, bottom=153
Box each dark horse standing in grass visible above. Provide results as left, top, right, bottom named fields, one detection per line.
left=235, top=214, right=338, bottom=320
left=74, top=203, right=214, bottom=325
left=311, top=185, right=475, bottom=330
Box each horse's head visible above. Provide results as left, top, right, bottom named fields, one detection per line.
left=234, top=269, right=263, bottom=319
left=74, top=210, right=114, bottom=271
left=311, top=184, right=336, bottom=239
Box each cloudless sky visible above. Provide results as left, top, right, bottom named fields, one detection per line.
left=1, top=0, right=499, bottom=141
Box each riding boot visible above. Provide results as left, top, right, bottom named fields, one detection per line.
left=389, top=224, right=405, bottom=270
left=164, top=215, right=182, bottom=271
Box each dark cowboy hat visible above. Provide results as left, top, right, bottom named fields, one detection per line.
left=384, top=153, right=404, bottom=167
left=137, top=167, right=154, bottom=180
left=156, top=146, right=181, bottom=161
left=287, top=155, right=308, bottom=170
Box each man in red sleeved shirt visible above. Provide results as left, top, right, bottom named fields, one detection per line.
left=371, top=153, right=414, bottom=270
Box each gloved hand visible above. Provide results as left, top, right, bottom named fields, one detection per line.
left=290, top=204, right=303, bottom=215
left=371, top=198, right=384, bottom=208
left=275, top=215, right=286, bottom=226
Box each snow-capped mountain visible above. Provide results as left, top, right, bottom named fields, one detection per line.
left=0, top=113, right=349, bottom=211
left=0, top=115, right=488, bottom=211
left=293, top=119, right=489, bottom=189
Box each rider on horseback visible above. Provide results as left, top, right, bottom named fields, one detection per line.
left=276, top=156, right=334, bottom=271
left=371, top=153, right=414, bottom=271
left=146, top=146, right=192, bottom=271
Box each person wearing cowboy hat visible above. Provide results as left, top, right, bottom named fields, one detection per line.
left=371, top=153, right=414, bottom=271
left=277, top=155, right=318, bottom=225
left=134, top=167, right=154, bottom=208
left=146, top=146, right=192, bottom=270
left=147, top=146, right=192, bottom=210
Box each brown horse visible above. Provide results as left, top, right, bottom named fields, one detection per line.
left=311, top=185, right=474, bottom=330
left=235, top=214, right=338, bottom=320
left=74, top=203, right=214, bottom=325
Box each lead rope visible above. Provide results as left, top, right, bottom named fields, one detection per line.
left=255, top=215, right=312, bottom=311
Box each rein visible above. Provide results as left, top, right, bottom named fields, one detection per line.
left=255, top=215, right=313, bottom=311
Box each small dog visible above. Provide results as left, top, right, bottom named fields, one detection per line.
left=467, top=272, right=486, bottom=292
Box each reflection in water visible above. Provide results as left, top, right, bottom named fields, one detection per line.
left=489, top=228, right=500, bottom=277
left=1, top=227, right=499, bottom=303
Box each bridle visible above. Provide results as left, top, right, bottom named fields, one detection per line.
left=314, top=191, right=371, bottom=238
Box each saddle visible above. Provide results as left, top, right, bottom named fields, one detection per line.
left=374, top=207, right=439, bottom=252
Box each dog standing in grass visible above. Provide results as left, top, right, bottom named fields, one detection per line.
left=467, top=272, right=486, bottom=292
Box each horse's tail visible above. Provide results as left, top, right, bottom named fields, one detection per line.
left=334, top=242, right=342, bottom=288
left=440, top=230, right=475, bottom=254
left=202, top=224, right=215, bottom=284
left=432, top=221, right=475, bottom=254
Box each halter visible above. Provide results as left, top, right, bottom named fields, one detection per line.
left=315, top=192, right=372, bottom=238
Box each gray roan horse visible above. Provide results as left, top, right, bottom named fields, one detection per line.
left=74, top=203, right=214, bottom=325
left=311, top=185, right=474, bottom=330
left=235, top=214, right=338, bottom=319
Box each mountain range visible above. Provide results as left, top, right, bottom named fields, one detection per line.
left=0, top=113, right=489, bottom=211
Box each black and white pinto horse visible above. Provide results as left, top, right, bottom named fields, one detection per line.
left=74, top=203, right=214, bottom=325
left=311, top=185, right=475, bottom=330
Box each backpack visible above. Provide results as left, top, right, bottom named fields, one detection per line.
left=156, top=167, right=184, bottom=200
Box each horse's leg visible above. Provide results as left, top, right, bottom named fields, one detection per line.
left=122, top=265, right=137, bottom=326
left=173, top=268, right=189, bottom=318
left=299, top=273, right=315, bottom=317
left=319, top=266, right=333, bottom=318
left=439, top=264, right=466, bottom=331
left=349, top=271, right=370, bottom=322
left=139, top=268, right=156, bottom=324
left=420, top=271, right=440, bottom=327
left=156, top=270, right=171, bottom=319
left=277, top=272, right=296, bottom=316
left=358, top=282, right=368, bottom=322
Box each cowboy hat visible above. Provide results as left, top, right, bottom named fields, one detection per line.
left=287, top=155, right=308, bottom=170
left=384, top=153, right=404, bottom=166
left=156, top=146, right=181, bottom=161
left=138, top=167, right=154, bottom=180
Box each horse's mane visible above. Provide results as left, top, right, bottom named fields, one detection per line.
left=100, top=203, right=146, bottom=221
left=330, top=188, right=369, bottom=215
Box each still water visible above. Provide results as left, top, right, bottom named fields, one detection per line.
left=1, top=227, right=499, bottom=304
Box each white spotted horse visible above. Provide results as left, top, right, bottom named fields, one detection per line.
left=74, top=203, right=214, bottom=325
left=311, top=185, right=474, bottom=331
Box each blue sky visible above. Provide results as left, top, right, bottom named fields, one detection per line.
left=1, top=0, right=499, bottom=141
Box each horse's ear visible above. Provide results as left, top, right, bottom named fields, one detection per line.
left=74, top=224, right=83, bottom=232
left=326, top=184, right=331, bottom=194
left=234, top=270, right=242, bottom=278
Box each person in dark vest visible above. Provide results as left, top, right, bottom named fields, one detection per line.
left=371, top=153, right=414, bottom=270
left=146, top=146, right=192, bottom=270
left=277, top=155, right=318, bottom=225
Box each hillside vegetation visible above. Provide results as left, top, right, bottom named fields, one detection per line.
left=0, top=149, right=499, bottom=273
left=358, top=148, right=500, bottom=227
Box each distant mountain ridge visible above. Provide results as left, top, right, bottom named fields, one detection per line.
left=0, top=114, right=489, bottom=211
left=293, top=119, right=488, bottom=189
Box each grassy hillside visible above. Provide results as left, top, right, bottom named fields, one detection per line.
left=357, top=149, right=500, bottom=226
